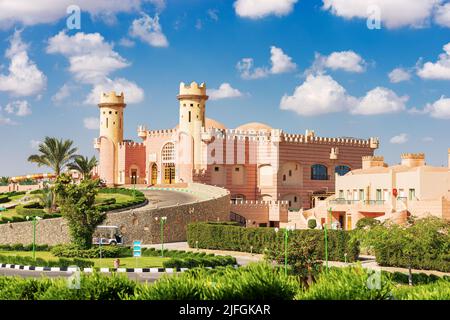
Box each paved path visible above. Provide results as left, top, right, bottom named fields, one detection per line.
left=140, top=190, right=201, bottom=209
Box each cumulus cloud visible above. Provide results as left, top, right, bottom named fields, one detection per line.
left=207, top=9, right=219, bottom=21
left=47, top=31, right=144, bottom=105
left=129, top=13, right=169, bottom=47
left=30, top=139, right=41, bottom=150
left=280, top=75, right=408, bottom=116
left=0, top=115, right=15, bottom=125
left=350, top=87, right=408, bottom=115
left=422, top=136, right=434, bottom=142
left=388, top=68, right=412, bottom=83
left=322, top=0, right=440, bottom=29
left=311, top=50, right=366, bottom=73
left=208, top=83, right=243, bottom=101
left=390, top=133, right=408, bottom=144
left=0, top=30, right=46, bottom=97
left=4, top=100, right=32, bottom=116
left=417, top=42, right=450, bottom=80
left=237, top=46, right=296, bottom=79
left=119, top=38, right=135, bottom=48
left=83, top=117, right=100, bottom=130
left=280, top=74, right=357, bottom=116
left=0, top=0, right=158, bottom=28
left=423, top=96, right=450, bottom=119
left=434, top=2, right=450, bottom=27
left=51, top=84, right=72, bottom=103
left=85, top=78, right=144, bottom=105
left=234, top=0, right=298, bottom=19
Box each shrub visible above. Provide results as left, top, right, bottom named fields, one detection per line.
left=296, top=265, right=393, bottom=300
left=96, top=188, right=146, bottom=212
left=356, top=217, right=380, bottom=229
left=0, top=195, right=10, bottom=204
left=187, top=222, right=359, bottom=262
left=392, top=280, right=450, bottom=300
left=0, top=254, right=93, bottom=268
left=307, top=219, right=317, bottom=229
left=50, top=244, right=125, bottom=259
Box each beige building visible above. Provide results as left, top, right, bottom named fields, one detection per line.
left=302, top=150, right=450, bottom=230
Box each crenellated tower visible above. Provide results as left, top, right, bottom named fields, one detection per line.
left=95, top=91, right=126, bottom=186
left=177, top=81, right=208, bottom=169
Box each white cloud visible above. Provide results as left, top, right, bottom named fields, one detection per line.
left=83, top=117, right=100, bottom=130
left=270, top=46, right=297, bottom=74
left=4, top=100, right=32, bottom=116
left=350, top=87, right=408, bottom=115
left=0, top=0, right=157, bottom=28
left=390, top=133, right=408, bottom=144
left=388, top=68, right=411, bottom=83
left=311, top=50, right=366, bottom=73
left=0, top=115, right=15, bottom=125
left=208, top=83, right=243, bottom=101
left=119, top=38, right=135, bottom=47
left=195, top=19, right=203, bottom=30
left=0, top=30, right=46, bottom=96
left=130, top=13, right=169, bottom=47
left=422, top=136, right=434, bottom=142
left=234, top=0, right=298, bottom=19
left=30, top=139, right=41, bottom=150
left=280, top=74, right=357, bottom=116
left=47, top=31, right=129, bottom=84
left=51, top=84, right=72, bottom=103
left=423, top=96, right=450, bottom=119
left=85, top=78, right=144, bottom=105
left=237, top=46, right=296, bottom=79
left=280, top=75, right=408, bottom=117
left=417, top=42, right=450, bottom=80
left=322, top=0, right=440, bottom=29
left=207, top=9, right=219, bottom=21
left=434, top=3, right=450, bottom=27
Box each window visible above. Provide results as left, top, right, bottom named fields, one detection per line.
left=289, top=170, right=292, bottom=177
left=339, top=190, right=344, bottom=199
left=409, top=189, right=416, bottom=200
left=335, top=165, right=351, bottom=176
left=115, top=111, right=118, bottom=114
left=183, top=104, right=186, bottom=107
left=311, top=164, right=328, bottom=180
left=109, top=111, right=112, bottom=114
left=190, top=103, right=193, bottom=107
left=188, top=111, right=191, bottom=122
left=376, top=189, right=382, bottom=201
left=161, top=143, right=175, bottom=163
left=294, top=196, right=297, bottom=202
left=214, top=167, right=219, bottom=172
left=283, top=174, right=286, bottom=181
left=235, top=167, right=240, bottom=172
left=359, top=189, right=364, bottom=201
left=106, top=118, right=108, bottom=128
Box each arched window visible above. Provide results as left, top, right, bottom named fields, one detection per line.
left=161, top=143, right=175, bottom=163
left=335, top=165, right=351, bottom=176
left=311, top=164, right=328, bottom=180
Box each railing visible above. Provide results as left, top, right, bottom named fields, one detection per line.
left=230, top=212, right=246, bottom=227
left=397, top=197, right=407, bottom=201
left=328, top=199, right=386, bottom=205
left=363, top=200, right=385, bottom=205
left=329, top=199, right=359, bottom=205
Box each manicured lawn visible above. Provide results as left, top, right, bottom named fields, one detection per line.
left=95, top=193, right=134, bottom=204
left=0, top=251, right=168, bottom=268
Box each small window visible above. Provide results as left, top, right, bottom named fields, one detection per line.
left=289, top=170, right=292, bottom=177
left=115, top=111, right=118, bottom=114
left=106, top=118, right=108, bottom=128
left=409, top=189, right=416, bottom=200
left=189, top=111, right=191, bottom=122
left=235, top=167, right=240, bottom=172
left=103, top=111, right=105, bottom=114
left=289, top=201, right=292, bottom=207
left=283, top=174, right=286, bottom=181
left=190, top=103, right=193, bottom=107
left=294, top=196, right=297, bottom=202
left=197, top=104, right=200, bottom=107
left=183, top=104, right=186, bottom=107
left=109, top=111, right=112, bottom=114
left=214, top=167, right=219, bottom=172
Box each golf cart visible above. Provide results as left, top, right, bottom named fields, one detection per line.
left=92, top=225, right=123, bottom=245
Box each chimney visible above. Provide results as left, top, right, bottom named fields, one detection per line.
left=401, top=153, right=425, bottom=167
left=362, top=156, right=385, bottom=169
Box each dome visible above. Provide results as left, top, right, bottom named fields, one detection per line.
left=235, top=122, right=272, bottom=131
left=174, top=117, right=226, bottom=130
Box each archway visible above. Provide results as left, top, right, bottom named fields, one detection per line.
left=151, top=163, right=157, bottom=185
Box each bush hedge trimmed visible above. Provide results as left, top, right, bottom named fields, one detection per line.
left=187, top=222, right=359, bottom=262
left=15, top=202, right=46, bottom=216
left=0, top=195, right=10, bottom=204
left=0, top=254, right=94, bottom=268
left=0, top=244, right=50, bottom=251
left=51, top=244, right=129, bottom=259
left=0, top=213, right=61, bottom=225
left=96, top=188, right=146, bottom=212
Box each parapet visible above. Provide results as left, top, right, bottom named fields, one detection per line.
left=99, top=91, right=125, bottom=105
left=401, top=153, right=425, bottom=167
left=401, top=153, right=425, bottom=160
left=362, top=155, right=385, bottom=169
left=178, top=81, right=208, bottom=100
left=230, top=200, right=289, bottom=208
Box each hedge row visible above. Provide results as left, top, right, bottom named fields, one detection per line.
left=0, top=244, right=51, bottom=251
left=0, top=195, right=9, bottom=204
left=0, top=254, right=94, bottom=268
left=0, top=213, right=62, bottom=225
left=96, top=188, right=146, bottom=212
left=15, top=202, right=46, bottom=216
left=0, top=191, right=26, bottom=197
left=187, top=222, right=359, bottom=262
left=51, top=244, right=130, bottom=259
left=163, top=255, right=237, bottom=269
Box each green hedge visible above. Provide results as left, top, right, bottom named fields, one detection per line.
left=0, top=254, right=93, bottom=268
left=0, top=244, right=50, bottom=251
left=15, top=202, right=46, bottom=216
left=0, top=195, right=9, bottom=204
left=0, top=213, right=62, bottom=225
left=187, top=222, right=359, bottom=262
left=162, top=255, right=237, bottom=269
left=96, top=188, right=146, bottom=212
left=0, top=191, right=26, bottom=197
left=51, top=244, right=130, bottom=259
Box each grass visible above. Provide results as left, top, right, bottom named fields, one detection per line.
left=0, top=250, right=168, bottom=268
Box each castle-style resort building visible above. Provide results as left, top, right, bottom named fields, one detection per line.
left=93, top=81, right=449, bottom=229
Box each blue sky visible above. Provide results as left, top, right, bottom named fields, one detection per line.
left=0, top=0, right=450, bottom=176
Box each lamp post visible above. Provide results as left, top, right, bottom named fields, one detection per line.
left=324, top=207, right=332, bottom=272
left=154, top=216, right=167, bottom=257
left=26, top=215, right=42, bottom=261
left=274, top=226, right=294, bottom=276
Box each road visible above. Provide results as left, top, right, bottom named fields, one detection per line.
left=141, top=189, right=201, bottom=209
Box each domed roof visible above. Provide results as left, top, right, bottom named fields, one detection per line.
left=236, top=122, right=272, bottom=131
left=174, top=117, right=226, bottom=130
left=205, top=118, right=226, bottom=130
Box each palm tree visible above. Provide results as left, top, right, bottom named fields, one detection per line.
left=27, top=137, right=79, bottom=176
left=68, top=156, right=98, bottom=180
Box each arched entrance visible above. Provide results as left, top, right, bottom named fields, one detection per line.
left=161, top=142, right=176, bottom=184
left=164, top=164, right=175, bottom=184
left=151, top=163, right=157, bottom=185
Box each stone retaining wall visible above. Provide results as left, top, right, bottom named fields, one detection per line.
left=0, top=184, right=230, bottom=245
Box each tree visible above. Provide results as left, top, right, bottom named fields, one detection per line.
left=27, top=137, right=79, bottom=176
left=54, top=174, right=106, bottom=249
left=36, top=185, right=54, bottom=213
left=68, top=156, right=98, bottom=180
left=0, top=177, right=9, bottom=186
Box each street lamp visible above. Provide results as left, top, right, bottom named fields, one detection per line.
left=154, top=216, right=167, bottom=257
left=130, top=175, right=139, bottom=198
left=324, top=207, right=332, bottom=272
left=26, top=215, right=42, bottom=261
left=274, top=226, right=294, bottom=276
